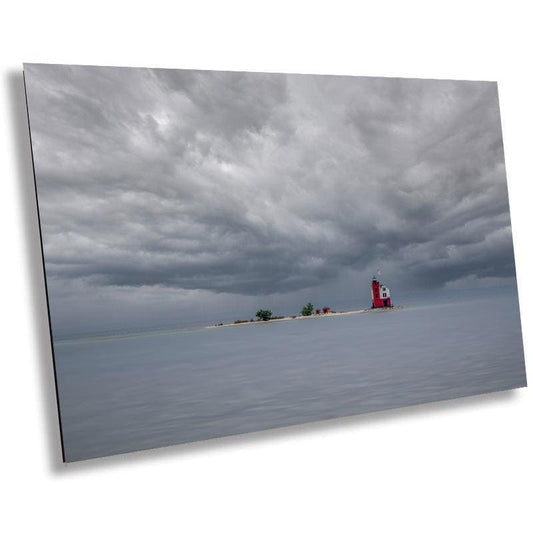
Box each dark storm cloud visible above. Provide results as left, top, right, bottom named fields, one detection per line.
left=24, top=64, right=515, bottom=297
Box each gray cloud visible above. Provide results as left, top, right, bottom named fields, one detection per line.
left=24, top=64, right=516, bottom=332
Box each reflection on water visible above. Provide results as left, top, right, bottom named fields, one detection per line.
left=54, top=289, right=526, bottom=461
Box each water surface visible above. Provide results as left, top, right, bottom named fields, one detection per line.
left=54, top=289, right=526, bottom=461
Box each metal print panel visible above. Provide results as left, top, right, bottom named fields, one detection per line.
left=24, top=64, right=527, bottom=462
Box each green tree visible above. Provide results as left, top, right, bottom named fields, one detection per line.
left=301, top=302, right=314, bottom=316
left=256, top=309, right=273, bottom=321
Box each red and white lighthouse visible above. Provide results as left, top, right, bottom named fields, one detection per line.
left=371, top=277, right=392, bottom=308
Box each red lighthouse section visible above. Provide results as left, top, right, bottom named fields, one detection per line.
left=371, top=277, right=392, bottom=308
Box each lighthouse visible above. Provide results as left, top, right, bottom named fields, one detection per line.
left=371, top=277, right=392, bottom=308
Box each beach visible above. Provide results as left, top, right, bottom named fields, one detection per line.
left=207, top=306, right=401, bottom=329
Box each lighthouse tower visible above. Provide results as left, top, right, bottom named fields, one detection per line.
left=371, top=277, right=392, bottom=308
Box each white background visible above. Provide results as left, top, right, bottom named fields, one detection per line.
left=1, top=1, right=531, bottom=531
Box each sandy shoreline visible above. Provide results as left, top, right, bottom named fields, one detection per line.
left=206, top=306, right=403, bottom=329
left=56, top=306, right=404, bottom=344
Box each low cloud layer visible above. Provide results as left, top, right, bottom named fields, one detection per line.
left=24, top=64, right=516, bottom=332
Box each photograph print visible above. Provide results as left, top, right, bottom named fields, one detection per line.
left=24, top=64, right=527, bottom=462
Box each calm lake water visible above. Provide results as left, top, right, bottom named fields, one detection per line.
left=54, top=289, right=527, bottom=461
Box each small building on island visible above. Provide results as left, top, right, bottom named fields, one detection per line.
left=371, top=277, right=392, bottom=308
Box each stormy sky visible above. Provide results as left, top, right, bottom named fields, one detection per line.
left=24, top=64, right=517, bottom=336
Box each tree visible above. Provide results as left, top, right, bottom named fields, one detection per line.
left=256, top=309, right=273, bottom=321
left=301, top=302, right=314, bottom=316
